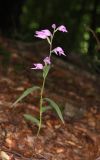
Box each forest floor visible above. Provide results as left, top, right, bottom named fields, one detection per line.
left=0, top=37, right=100, bottom=160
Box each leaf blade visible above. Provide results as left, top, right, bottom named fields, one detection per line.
left=12, top=86, right=40, bottom=107
left=42, top=106, right=51, bottom=113
left=24, top=114, right=40, bottom=126
left=43, top=65, right=50, bottom=79
left=43, top=98, right=64, bottom=123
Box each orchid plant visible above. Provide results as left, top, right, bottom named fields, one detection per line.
left=13, top=24, right=68, bottom=135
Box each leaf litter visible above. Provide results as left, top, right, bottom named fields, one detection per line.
left=0, top=37, right=100, bottom=160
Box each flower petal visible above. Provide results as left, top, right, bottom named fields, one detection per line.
left=41, top=29, right=51, bottom=36
left=31, top=63, right=43, bottom=69
left=35, top=34, right=47, bottom=39
left=43, top=57, right=51, bottom=65
left=57, top=25, right=68, bottom=32
left=35, top=29, right=51, bottom=39
left=53, top=47, right=66, bottom=56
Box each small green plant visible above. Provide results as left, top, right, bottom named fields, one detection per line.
left=12, top=24, right=68, bottom=135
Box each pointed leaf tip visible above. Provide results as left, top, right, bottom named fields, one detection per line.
left=43, top=98, right=64, bottom=123
left=12, top=86, right=40, bottom=107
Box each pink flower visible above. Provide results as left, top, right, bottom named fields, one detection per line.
left=57, top=25, right=68, bottom=32
left=53, top=47, right=66, bottom=56
left=35, top=29, right=51, bottom=39
left=42, top=29, right=51, bottom=36
left=35, top=32, right=47, bottom=39
left=43, top=57, right=51, bottom=65
left=31, top=63, right=43, bottom=69
left=52, top=24, right=56, bottom=29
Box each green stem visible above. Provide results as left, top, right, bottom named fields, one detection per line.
left=49, top=30, right=55, bottom=58
left=37, top=77, right=46, bottom=136
left=37, top=29, right=55, bottom=136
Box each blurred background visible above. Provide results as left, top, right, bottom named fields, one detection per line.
left=0, top=1, right=100, bottom=158
left=0, top=0, right=100, bottom=72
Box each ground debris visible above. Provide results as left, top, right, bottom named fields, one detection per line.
left=0, top=37, right=100, bottom=160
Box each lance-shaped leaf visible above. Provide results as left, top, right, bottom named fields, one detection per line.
left=43, top=65, right=50, bottom=79
left=42, top=106, right=51, bottom=113
left=24, top=114, right=40, bottom=126
left=12, top=86, right=40, bottom=107
left=43, top=98, right=64, bottom=123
